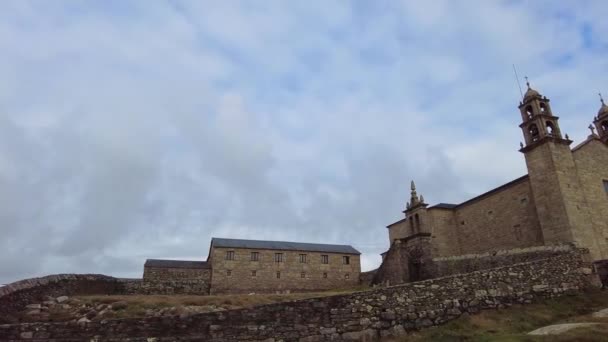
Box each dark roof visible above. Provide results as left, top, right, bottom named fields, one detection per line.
left=210, top=237, right=360, bottom=255
left=428, top=203, right=458, bottom=209
left=144, top=259, right=210, bottom=269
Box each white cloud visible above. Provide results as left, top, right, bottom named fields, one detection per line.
left=0, top=0, right=606, bottom=283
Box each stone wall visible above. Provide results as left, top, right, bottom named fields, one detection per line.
left=1, top=248, right=593, bottom=341
left=452, top=176, right=544, bottom=255
left=427, top=208, right=460, bottom=257
left=572, top=139, right=608, bottom=260
left=210, top=247, right=361, bottom=294
left=431, top=244, right=576, bottom=278
left=372, top=235, right=433, bottom=286
left=141, top=266, right=211, bottom=295
left=0, top=274, right=125, bottom=323
left=524, top=141, right=589, bottom=246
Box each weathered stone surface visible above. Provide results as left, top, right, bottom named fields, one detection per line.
left=56, top=296, right=69, bottom=303
left=528, top=323, right=600, bottom=335
left=0, top=248, right=595, bottom=341
left=342, top=328, right=378, bottom=341
left=19, top=331, right=33, bottom=339
left=209, top=246, right=361, bottom=295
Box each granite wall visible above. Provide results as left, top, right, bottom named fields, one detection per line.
left=209, top=247, right=361, bottom=295
left=0, top=274, right=124, bottom=324
left=431, top=244, right=577, bottom=278
left=141, top=266, right=211, bottom=295
left=0, top=247, right=595, bottom=341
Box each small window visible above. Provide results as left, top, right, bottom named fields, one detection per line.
left=342, top=256, right=350, bottom=265
left=251, top=270, right=257, bottom=277
left=321, top=255, right=329, bottom=264
left=226, top=270, right=232, bottom=276
left=345, top=273, right=350, bottom=280
left=274, top=253, right=284, bottom=263
left=299, top=254, right=307, bottom=263
left=225, top=251, right=235, bottom=260
left=276, top=271, right=281, bottom=279
left=251, top=252, right=259, bottom=261
left=323, top=272, right=328, bottom=279
left=301, top=272, right=306, bottom=278
left=604, top=180, right=608, bottom=194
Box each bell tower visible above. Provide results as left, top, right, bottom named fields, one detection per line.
left=518, top=81, right=595, bottom=250
left=518, top=80, right=569, bottom=147
left=593, top=93, right=608, bottom=144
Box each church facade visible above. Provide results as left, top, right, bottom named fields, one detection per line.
left=375, top=83, right=608, bottom=285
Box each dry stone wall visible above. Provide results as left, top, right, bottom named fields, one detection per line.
left=431, top=244, right=577, bottom=278
left=140, top=266, right=211, bottom=295
left=0, top=248, right=594, bottom=341
left=0, top=274, right=124, bottom=323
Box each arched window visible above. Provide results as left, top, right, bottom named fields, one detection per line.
left=414, top=214, right=421, bottom=233
left=529, top=124, right=540, bottom=142
left=546, top=121, right=555, bottom=136
left=525, top=105, right=533, bottom=119
left=602, top=121, right=608, bottom=133
left=539, top=102, right=547, bottom=113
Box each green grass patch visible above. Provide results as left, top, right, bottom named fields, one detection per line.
left=389, top=289, right=608, bottom=342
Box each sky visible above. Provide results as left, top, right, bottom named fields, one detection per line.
left=1, top=0, right=607, bottom=284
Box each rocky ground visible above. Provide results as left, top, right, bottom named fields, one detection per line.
left=15, top=290, right=356, bottom=324
left=17, top=295, right=233, bottom=323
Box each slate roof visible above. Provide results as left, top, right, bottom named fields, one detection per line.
left=144, top=259, right=210, bottom=269
left=428, top=203, right=458, bottom=209
left=210, top=237, right=361, bottom=255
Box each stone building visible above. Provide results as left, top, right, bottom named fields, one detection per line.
left=144, top=237, right=361, bottom=294
left=375, top=83, right=608, bottom=285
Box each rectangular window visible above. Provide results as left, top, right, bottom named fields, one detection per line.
left=274, top=253, right=284, bottom=263
left=251, top=252, right=259, bottom=261
left=321, top=255, right=329, bottom=264
left=604, top=180, right=608, bottom=194
left=299, top=254, right=307, bottom=263
left=225, top=251, right=235, bottom=260
left=251, top=270, right=257, bottom=277
left=301, top=272, right=306, bottom=279
left=343, top=256, right=350, bottom=265
left=226, top=270, right=232, bottom=276
left=323, top=272, right=328, bottom=279
left=276, top=271, right=281, bottom=279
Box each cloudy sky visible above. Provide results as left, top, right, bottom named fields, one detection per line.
left=1, top=1, right=607, bottom=284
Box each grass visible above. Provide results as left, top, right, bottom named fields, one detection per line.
left=73, top=287, right=363, bottom=320
left=387, top=289, right=608, bottom=342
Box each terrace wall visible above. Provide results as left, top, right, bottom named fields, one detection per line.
left=0, top=247, right=596, bottom=341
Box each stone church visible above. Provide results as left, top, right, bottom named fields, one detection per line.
left=374, top=83, right=608, bottom=285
